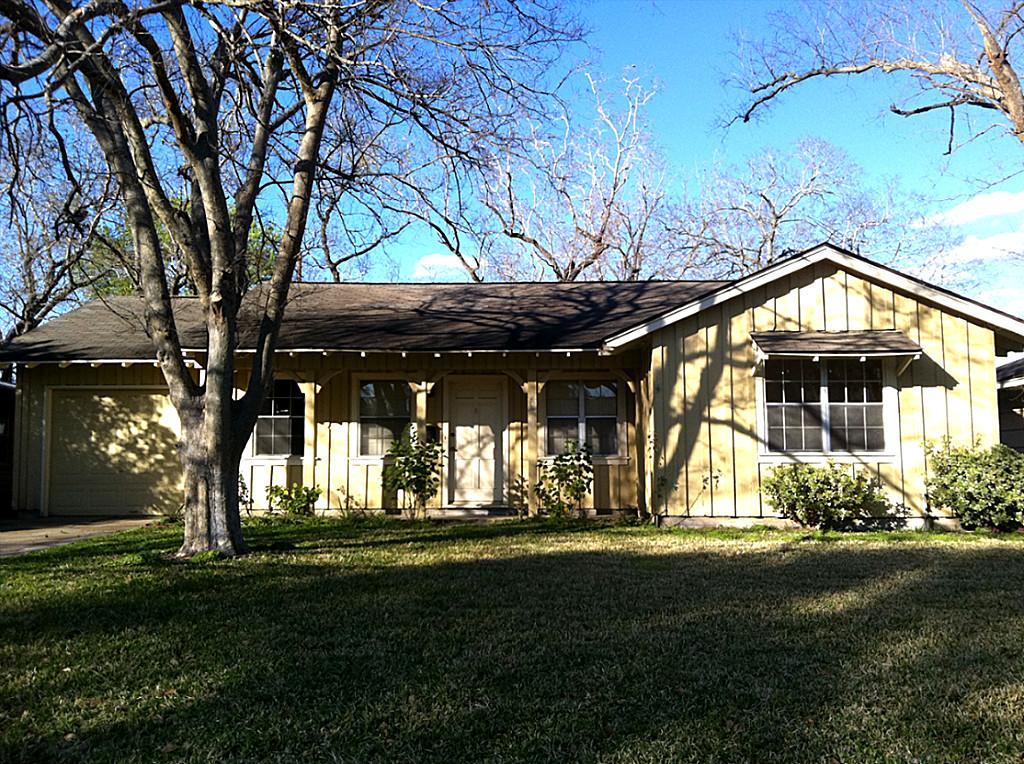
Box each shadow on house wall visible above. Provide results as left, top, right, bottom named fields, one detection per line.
left=48, top=390, right=182, bottom=516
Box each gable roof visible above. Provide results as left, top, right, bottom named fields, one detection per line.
left=601, top=243, right=1024, bottom=353
left=0, top=279, right=727, bottom=362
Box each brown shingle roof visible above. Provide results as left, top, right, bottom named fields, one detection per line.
left=0, top=280, right=728, bottom=362
left=998, top=356, right=1024, bottom=383
left=750, top=330, right=922, bottom=357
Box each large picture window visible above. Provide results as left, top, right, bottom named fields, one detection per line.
left=255, top=380, right=305, bottom=457
left=359, top=380, right=411, bottom=456
left=764, top=358, right=885, bottom=454
left=546, top=380, right=618, bottom=456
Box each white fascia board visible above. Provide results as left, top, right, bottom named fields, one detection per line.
left=756, top=351, right=922, bottom=359
left=601, top=244, right=1024, bottom=353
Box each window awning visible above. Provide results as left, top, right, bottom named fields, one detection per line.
left=750, top=330, right=922, bottom=360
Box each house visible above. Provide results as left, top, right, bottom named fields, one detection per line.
left=998, top=356, right=1024, bottom=451
left=0, top=380, right=13, bottom=515
left=2, top=243, right=1024, bottom=527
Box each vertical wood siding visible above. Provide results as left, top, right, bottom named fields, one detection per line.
left=14, top=352, right=642, bottom=514
left=13, top=364, right=176, bottom=513
left=649, top=263, right=1002, bottom=519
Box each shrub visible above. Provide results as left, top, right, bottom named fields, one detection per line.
left=762, top=462, right=895, bottom=530
left=382, top=425, right=442, bottom=518
left=265, top=483, right=322, bottom=517
left=238, top=474, right=252, bottom=515
left=535, top=440, right=594, bottom=517
left=926, top=440, right=1024, bottom=530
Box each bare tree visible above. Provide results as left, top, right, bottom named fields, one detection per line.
left=476, top=72, right=678, bottom=281
left=0, top=0, right=579, bottom=555
left=0, top=138, right=114, bottom=349
left=672, top=139, right=958, bottom=278
left=736, top=0, right=1024, bottom=156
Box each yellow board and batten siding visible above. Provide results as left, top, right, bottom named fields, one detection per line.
left=291, top=352, right=639, bottom=513
left=648, top=262, right=1001, bottom=520
left=14, top=352, right=642, bottom=515
left=12, top=364, right=184, bottom=515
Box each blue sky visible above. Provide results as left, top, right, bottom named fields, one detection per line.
left=387, top=0, right=1024, bottom=315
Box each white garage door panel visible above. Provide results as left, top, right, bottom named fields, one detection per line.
left=48, top=390, right=183, bottom=515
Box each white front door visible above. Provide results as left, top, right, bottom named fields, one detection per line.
left=448, top=377, right=505, bottom=505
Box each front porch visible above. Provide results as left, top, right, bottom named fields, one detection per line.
left=238, top=349, right=646, bottom=515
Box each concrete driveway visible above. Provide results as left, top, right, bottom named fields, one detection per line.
left=0, top=517, right=154, bottom=558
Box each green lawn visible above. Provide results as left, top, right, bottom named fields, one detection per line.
left=3, top=519, right=1024, bottom=763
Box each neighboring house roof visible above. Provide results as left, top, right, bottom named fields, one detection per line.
left=601, top=243, right=1024, bottom=353
left=0, top=280, right=727, bottom=362
left=750, top=330, right=922, bottom=358
left=998, top=356, right=1024, bottom=387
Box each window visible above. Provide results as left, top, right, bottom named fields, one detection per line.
left=255, top=380, right=304, bottom=456
left=764, top=359, right=885, bottom=454
left=359, top=380, right=411, bottom=456
left=827, top=359, right=885, bottom=451
left=546, top=380, right=618, bottom=456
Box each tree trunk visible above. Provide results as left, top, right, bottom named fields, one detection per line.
left=178, top=420, right=246, bottom=556
left=177, top=305, right=248, bottom=557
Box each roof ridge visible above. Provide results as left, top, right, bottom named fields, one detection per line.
left=283, top=279, right=732, bottom=286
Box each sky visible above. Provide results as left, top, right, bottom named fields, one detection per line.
left=384, top=0, right=1024, bottom=316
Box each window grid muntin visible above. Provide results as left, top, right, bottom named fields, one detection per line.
left=546, top=380, right=618, bottom=456
left=359, top=381, right=412, bottom=456
left=826, top=359, right=885, bottom=452
left=764, top=358, right=885, bottom=454
left=255, top=380, right=304, bottom=456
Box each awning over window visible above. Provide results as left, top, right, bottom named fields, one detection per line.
left=750, top=330, right=922, bottom=359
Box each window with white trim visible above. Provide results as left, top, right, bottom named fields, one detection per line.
left=255, top=380, right=305, bottom=456
left=546, top=380, right=618, bottom=455
left=359, top=381, right=411, bottom=456
left=764, top=358, right=885, bottom=453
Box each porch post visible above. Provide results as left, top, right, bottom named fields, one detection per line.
left=298, top=382, right=319, bottom=502
left=634, top=375, right=648, bottom=518
left=412, top=380, right=429, bottom=438
left=526, top=371, right=539, bottom=516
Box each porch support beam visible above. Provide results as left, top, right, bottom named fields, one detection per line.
left=411, top=380, right=429, bottom=438
left=634, top=374, right=648, bottom=519
left=298, top=382, right=319, bottom=506
left=526, top=371, right=540, bottom=516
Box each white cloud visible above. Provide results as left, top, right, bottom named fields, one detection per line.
left=410, top=253, right=470, bottom=280
left=942, top=230, right=1024, bottom=263
left=919, top=190, right=1024, bottom=228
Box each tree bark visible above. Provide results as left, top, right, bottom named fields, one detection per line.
left=177, top=315, right=246, bottom=556
left=178, top=418, right=246, bottom=556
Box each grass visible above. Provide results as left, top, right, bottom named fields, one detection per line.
left=3, top=518, right=1024, bottom=763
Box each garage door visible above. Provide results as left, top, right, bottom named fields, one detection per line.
left=48, top=389, right=183, bottom=515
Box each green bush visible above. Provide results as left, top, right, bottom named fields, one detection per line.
left=265, top=483, right=322, bottom=517
left=762, top=462, right=895, bottom=530
left=535, top=440, right=594, bottom=517
left=926, top=440, right=1024, bottom=530
left=383, top=425, right=442, bottom=517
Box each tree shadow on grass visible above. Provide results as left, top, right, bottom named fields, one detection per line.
left=3, top=534, right=1024, bottom=763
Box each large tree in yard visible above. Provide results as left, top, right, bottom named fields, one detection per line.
left=737, top=0, right=1024, bottom=155
left=0, top=0, right=579, bottom=555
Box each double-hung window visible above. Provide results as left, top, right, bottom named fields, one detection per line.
left=764, top=358, right=885, bottom=454
left=546, top=381, right=619, bottom=456
left=359, top=381, right=411, bottom=456
left=255, top=380, right=305, bottom=457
